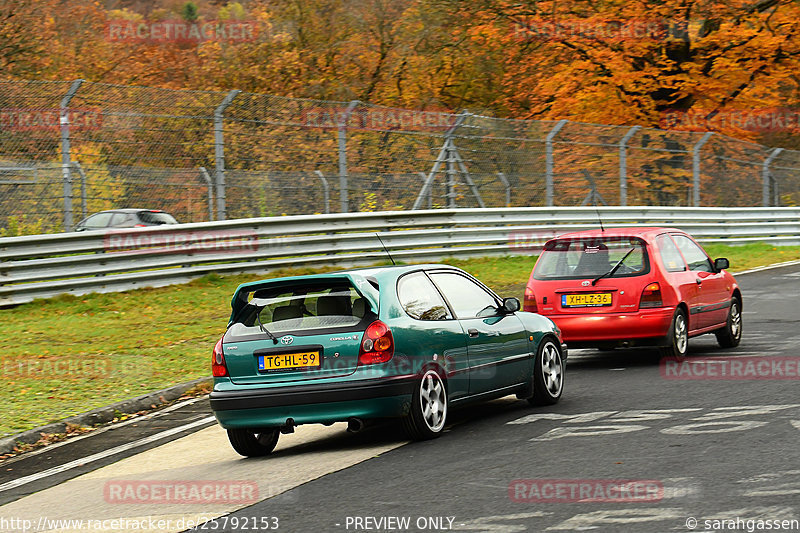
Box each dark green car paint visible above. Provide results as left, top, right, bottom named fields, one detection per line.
left=211, top=264, right=563, bottom=431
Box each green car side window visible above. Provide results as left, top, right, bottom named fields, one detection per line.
left=397, top=272, right=452, bottom=320
left=428, top=272, right=500, bottom=319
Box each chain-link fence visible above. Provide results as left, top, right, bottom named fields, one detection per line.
left=2, top=79, right=799, bottom=233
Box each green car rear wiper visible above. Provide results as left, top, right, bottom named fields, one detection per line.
left=256, top=309, right=279, bottom=344
left=592, top=247, right=635, bottom=286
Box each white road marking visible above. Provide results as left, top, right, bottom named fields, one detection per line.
left=507, top=411, right=618, bottom=425
left=737, top=470, right=800, bottom=484
left=698, top=506, right=796, bottom=521
left=734, top=259, right=800, bottom=275
left=608, top=408, right=702, bottom=423
left=690, top=405, right=800, bottom=421
left=2, top=396, right=209, bottom=462
left=0, top=416, right=216, bottom=493
left=532, top=425, right=649, bottom=442
left=739, top=470, right=800, bottom=497
left=456, top=512, right=550, bottom=532
left=508, top=405, right=800, bottom=442
left=660, top=478, right=702, bottom=500
left=545, top=508, right=684, bottom=531
left=743, top=482, right=800, bottom=497
left=660, top=420, right=769, bottom=435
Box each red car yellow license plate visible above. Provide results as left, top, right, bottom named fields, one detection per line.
left=259, top=351, right=320, bottom=371
left=562, top=293, right=612, bottom=308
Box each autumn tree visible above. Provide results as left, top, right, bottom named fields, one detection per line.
left=0, top=0, right=58, bottom=79
left=444, top=0, right=800, bottom=130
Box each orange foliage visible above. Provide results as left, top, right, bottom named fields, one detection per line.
left=3, top=0, right=800, bottom=137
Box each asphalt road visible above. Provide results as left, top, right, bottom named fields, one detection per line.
left=1, top=263, right=799, bottom=533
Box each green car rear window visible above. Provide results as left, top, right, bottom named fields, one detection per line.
left=227, top=281, right=373, bottom=339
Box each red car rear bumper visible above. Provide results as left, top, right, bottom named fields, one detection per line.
left=549, top=307, right=675, bottom=345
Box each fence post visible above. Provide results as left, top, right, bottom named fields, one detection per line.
left=338, top=100, right=360, bottom=213
left=60, top=79, right=84, bottom=231
left=773, top=176, right=780, bottom=206
left=446, top=113, right=468, bottom=208
left=414, top=114, right=466, bottom=209
left=214, top=90, right=240, bottom=221
left=762, top=148, right=784, bottom=207
left=199, top=167, right=215, bottom=221
left=545, top=119, right=568, bottom=207
left=692, top=132, right=713, bottom=207
left=70, top=161, right=87, bottom=220
left=314, top=170, right=331, bottom=214
left=416, top=172, right=432, bottom=209
left=619, top=125, right=640, bottom=206
left=446, top=124, right=457, bottom=209
left=497, top=172, right=511, bottom=207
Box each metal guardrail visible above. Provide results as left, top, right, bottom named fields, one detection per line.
left=1, top=207, right=799, bottom=306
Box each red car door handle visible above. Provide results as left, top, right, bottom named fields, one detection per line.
left=696, top=278, right=703, bottom=284
left=468, top=328, right=479, bottom=338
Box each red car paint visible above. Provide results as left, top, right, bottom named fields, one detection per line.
left=524, top=227, right=741, bottom=351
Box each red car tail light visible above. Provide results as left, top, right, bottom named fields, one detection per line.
left=212, top=337, right=228, bottom=377
left=523, top=288, right=538, bottom=313
left=640, top=282, right=663, bottom=308
left=359, top=320, right=394, bottom=365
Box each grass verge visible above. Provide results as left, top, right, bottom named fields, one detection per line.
left=2, top=244, right=798, bottom=437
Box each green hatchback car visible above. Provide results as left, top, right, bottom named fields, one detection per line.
left=210, top=264, right=566, bottom=457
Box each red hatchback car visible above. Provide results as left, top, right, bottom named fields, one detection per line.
left=524, top=228, right=742, bottom=357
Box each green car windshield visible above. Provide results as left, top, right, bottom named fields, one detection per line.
left=534, top=236, right=650, bottom=280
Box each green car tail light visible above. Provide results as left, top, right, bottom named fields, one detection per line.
left=358, top=320, right=394, bottom=365
left=212, top=337, right=228, bottom=377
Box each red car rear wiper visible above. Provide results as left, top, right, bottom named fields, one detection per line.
left=592, top=247, right=635, bottom=286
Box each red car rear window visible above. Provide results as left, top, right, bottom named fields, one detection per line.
left=533, top=236, right=650, bottom=280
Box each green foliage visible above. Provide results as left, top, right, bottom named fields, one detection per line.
left=218, top=2, right=246, bottom=21
left=180, top=2, right=198, bottom=22
left=359, top=192, right=378, bottom=212
left=0, top=215, right=52, bottom=237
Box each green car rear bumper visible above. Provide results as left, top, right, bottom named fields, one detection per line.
left=210, top=375, right=415, bottom=429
